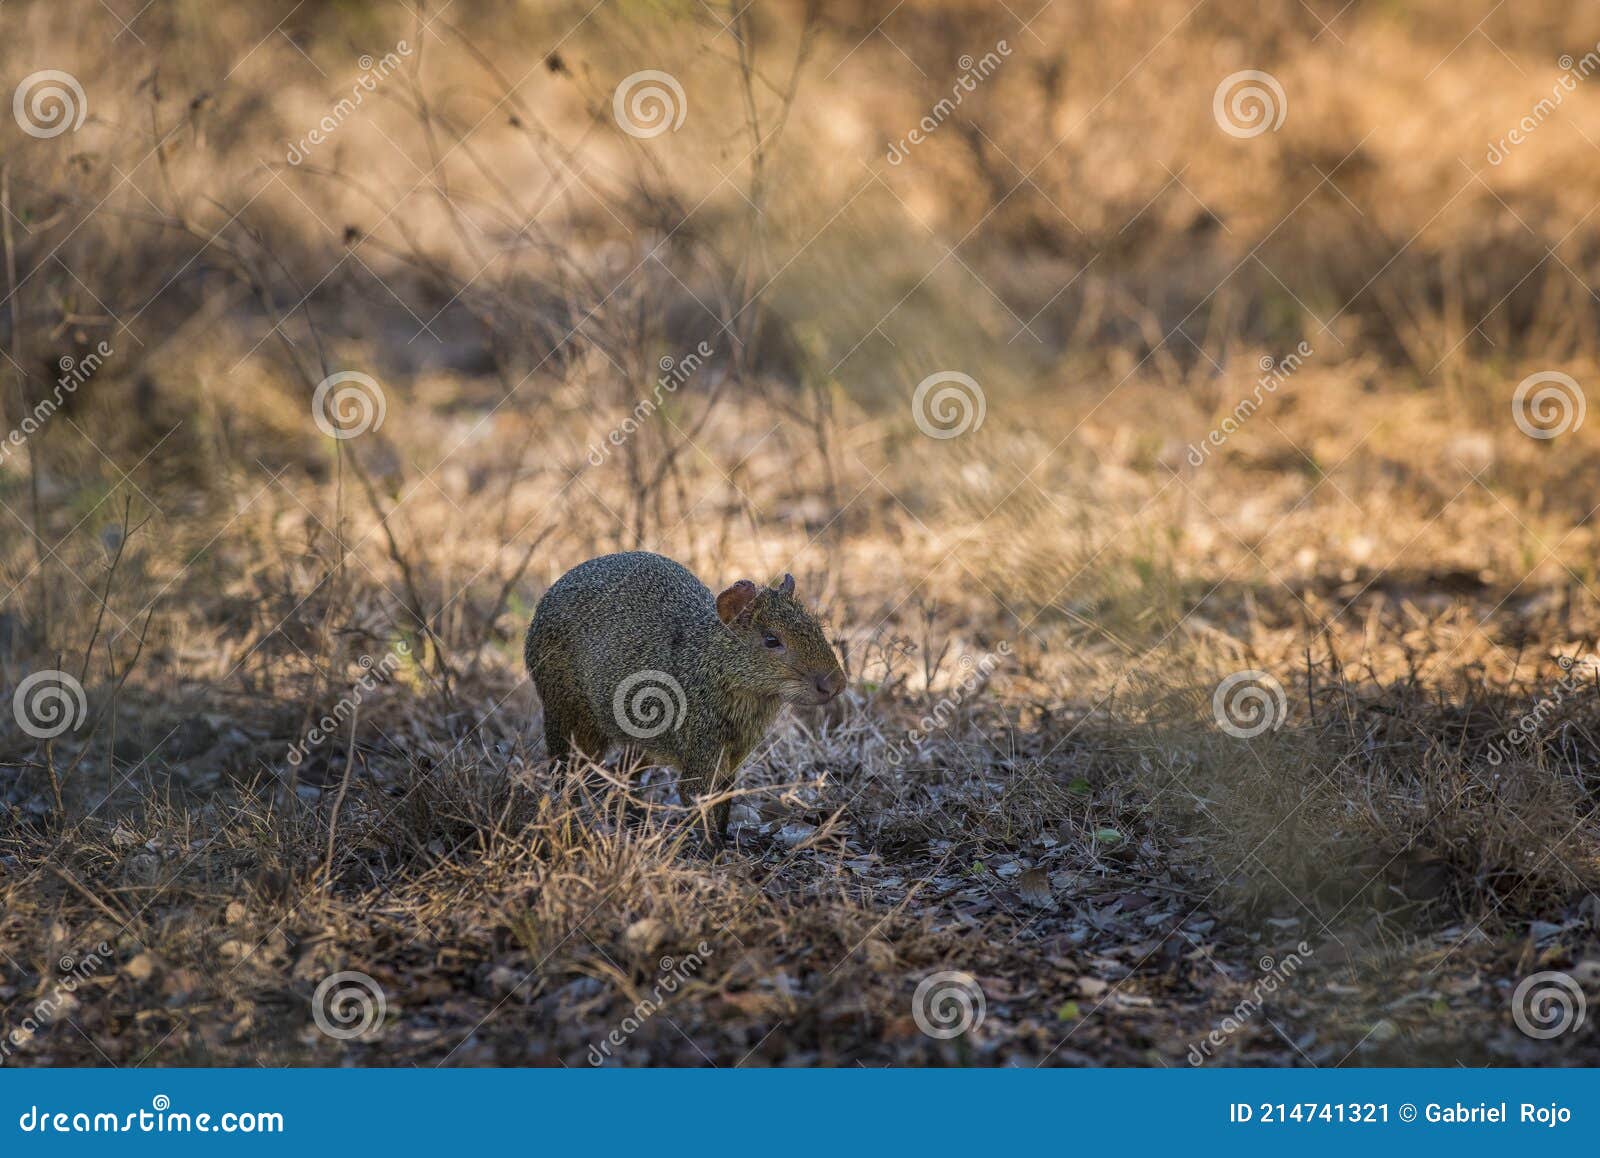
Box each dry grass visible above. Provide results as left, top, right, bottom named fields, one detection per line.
left=3, top=0, right=1600, bottom=1066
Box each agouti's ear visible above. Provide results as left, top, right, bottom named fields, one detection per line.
left=774, top=573, right=795, bottom=597
left=716, top=579, right=759, bottom=624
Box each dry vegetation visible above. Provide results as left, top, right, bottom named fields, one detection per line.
left=3, top=0, right=1600, bottom=1066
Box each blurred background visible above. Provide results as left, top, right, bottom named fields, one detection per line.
left=3, top=0, right=1600, bottom=1066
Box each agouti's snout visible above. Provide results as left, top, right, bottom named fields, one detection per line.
left=813, top=669, right=846, bottom=702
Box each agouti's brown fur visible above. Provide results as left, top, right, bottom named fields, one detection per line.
left=525, top=552, right=846, bottom=836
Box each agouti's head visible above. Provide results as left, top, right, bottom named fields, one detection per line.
left=715, top=573, right=846, bottom=706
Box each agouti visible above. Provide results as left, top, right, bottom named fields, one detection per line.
left=525, top=551, right=846, bottom=837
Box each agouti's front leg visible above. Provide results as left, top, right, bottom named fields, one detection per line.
left=676, top=749, right=728, bottom=843
left=674, top=765, right=710, bottom=840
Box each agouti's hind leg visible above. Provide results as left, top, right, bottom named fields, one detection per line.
left=543, top=711, right=572, bottom=770
left=543, top=703, right=609, bottom=775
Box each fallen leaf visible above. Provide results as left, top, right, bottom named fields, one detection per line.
left=774, top=822, right=816, bottom=847
left=1018, top=868, right=1053, bottom=908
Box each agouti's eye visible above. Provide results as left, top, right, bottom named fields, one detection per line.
left=763, top=633, right=783, bottom=649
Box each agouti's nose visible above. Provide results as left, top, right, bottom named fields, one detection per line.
left=815, top=670, right=845, bottom=700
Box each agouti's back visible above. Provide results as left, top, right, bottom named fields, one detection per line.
left=528, top=549, right=715, bottom=654
left=525, top=552, right=717, bottom=744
